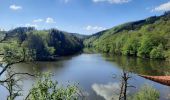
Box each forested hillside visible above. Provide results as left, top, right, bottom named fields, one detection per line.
left=84, top=12, right=170, bottom=60
left=1, top=12, right=170, bottom=61
left=0, top=27, right=85, bottom=61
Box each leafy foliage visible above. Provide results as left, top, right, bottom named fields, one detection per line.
left=1, top=28, right=84, bottom=61
left=132, top=85, right=160, bottom=100
left=2, top=42, right=33, bottom=63
left=150, top=44, right=165, bottom=59
left=27, top=73, right=79, bottom=100
left=84, top=12, right=170, bottom=60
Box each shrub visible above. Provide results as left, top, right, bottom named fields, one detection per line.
left=132, top=85, right=160, bottom=100
left=27, top=73, right=79, bottom=100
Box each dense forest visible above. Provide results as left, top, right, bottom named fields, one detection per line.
left=1, top=12, right=170, bottom=61
left=0, top=27, right=86, bottom=61
left=84, top=12, right=170, bottom=61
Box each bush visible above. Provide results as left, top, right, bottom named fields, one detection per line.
left=27, top=73, right=80, bottom=100
left=132, top=85, right=160, bottom=100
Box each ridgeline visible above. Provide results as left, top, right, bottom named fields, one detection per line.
left=0, top=12, right=170, bottom=61
left=84, top=12, right=170, bottom=60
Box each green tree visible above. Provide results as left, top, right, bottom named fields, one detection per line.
left=150, top=44, right=165, bottom=59
left=22, top=32, right=54, bottom=60
left=122, top=38, right=140, bottom=56
left=2, top=42, right=33, bottom=63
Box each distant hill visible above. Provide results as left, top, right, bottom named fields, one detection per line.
left=1, top=12, right=170, bottom=61
left=84, top=12, right=170, bottom=60
left=0, top=27, right=85, bottom=60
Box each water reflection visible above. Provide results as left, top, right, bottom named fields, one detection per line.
left=102, top=54, right=170, bottom=76
left=1, top=53, right=170, bottom=100
left=92, top=82, right=120, bottom=100
left=166, top=93, right=170, bottom=99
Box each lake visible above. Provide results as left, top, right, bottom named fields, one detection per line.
left=1, top=53, right=170, bottom=100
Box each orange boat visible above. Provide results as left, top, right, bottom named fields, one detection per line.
left=139, top=75, right=170, bottom=86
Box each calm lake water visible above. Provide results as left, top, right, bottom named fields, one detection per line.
left=1, top=53, right=170, bottom=100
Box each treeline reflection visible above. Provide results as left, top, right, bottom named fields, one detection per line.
left=102, top=54, right=170, bottom=76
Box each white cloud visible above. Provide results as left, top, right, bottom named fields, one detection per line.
left=46, top=17, right=56, bottom=24
left=85, top=25, right=106, bottom=31
left=25, top=23, right=38, bottom=28
left=93, top=0, right=131, bottom=4
left=92, top=82, right=120, bottom=100
left=33, top=19, right=44, bottom=23
left=9, top=4, right=22, bottom=10
left=152, top=1, right=170, bottom=12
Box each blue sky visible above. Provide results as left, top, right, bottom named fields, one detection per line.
left=0, top=0, right=170, bottom=35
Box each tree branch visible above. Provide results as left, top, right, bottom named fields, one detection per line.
left=0, top=60, right=24, bottom=76
left=0, top=73, right=34, bottom=83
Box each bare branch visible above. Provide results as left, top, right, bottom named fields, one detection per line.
left=0, top=73, right=34, bottom=83
left=127, top=85, right=136, bottom=88
left=0, top=60, right=24, bottom=76
left=25, top=91, right=32, bottom=100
